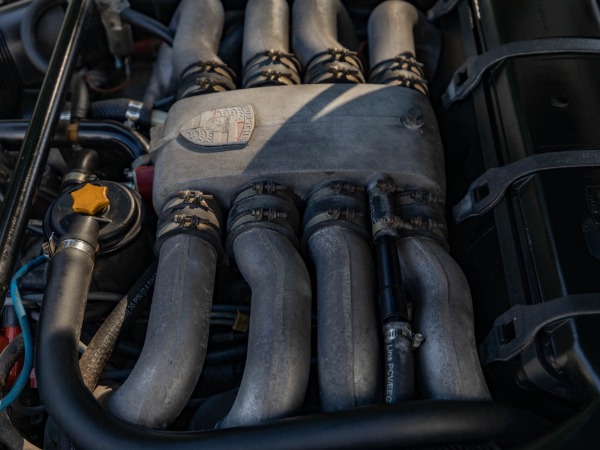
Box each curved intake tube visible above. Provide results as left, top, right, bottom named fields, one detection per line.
left=220, top=227, right=311, bottom=428
left=107, top=234, right=218, bottom=429
left=308, top=226, right=380, bottom=411
left=368, top=1, right=428, bottom=95
left=242, top=0, right=300, bottom=87
left=397, top=237, right=491, bottom=400
left=172, top=0, right=224, bottom=80
left=292, top=0, right=364, bottom=84
left=243, top=0, right=289, bottom=64
left=143, top=6, right=180, bottom=105
left=172, top=0, right=234, bottom=98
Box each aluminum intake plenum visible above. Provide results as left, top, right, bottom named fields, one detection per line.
left=150, top=84, right=444, bottom=212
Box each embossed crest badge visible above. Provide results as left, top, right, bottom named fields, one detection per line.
left=180, top=105, right=255, bottom=147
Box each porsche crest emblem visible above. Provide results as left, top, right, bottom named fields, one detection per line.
left=180, top=105, right=255, bottom=147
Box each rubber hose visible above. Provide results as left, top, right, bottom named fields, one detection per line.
left=78, top=262, right=157, bottom=391
left=219, top=228, right=312, bottom=428
left=292, top=0, right=363, bottom=84
left=172, top=0, right=225, bottom=80
left=292, top=0, right=359, bottom=66
left=0, top=335, right=25, bottom=450
left=243, top=0, right=288, bottom=64
left=397, top=237, right=491, bottom=400
left=88, top=99, right=152, bottom=128
left=20, top=0, right=65, bottom=73
left=242, top=0, right=299, bottom=88
left=71, top=72, right=90, bottom=120
left=308, top=226, right=381, bottom=412
left=367, top=1, right=428, bottom=94
left=107, top=234, right=218, bottom=429
left=0, top=120, right=148, bottom=160
left=369, top=1, right=419, bottom=66
left=120, top=8, right=174, bottom=46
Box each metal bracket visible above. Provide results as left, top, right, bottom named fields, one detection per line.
left=95, top=0, right=133, bottom=57
left=453, top=149, right=600, bottom=223
left=480, top=294, right=600, bottom=366
left=442, top=38, right=600, bottom=108
left=427, top=0, right=463, bottom=21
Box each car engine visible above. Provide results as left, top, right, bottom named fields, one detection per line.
left=0, top=0, right=599, bottom=448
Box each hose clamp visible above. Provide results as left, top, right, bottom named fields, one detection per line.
left=125, top=100, right=144, bottom=125
left=56, top=239, right=97, bottom=260
left=384, top=322, right=424, bottom=349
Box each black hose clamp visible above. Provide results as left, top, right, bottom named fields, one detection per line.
left=156, top=190, right=223, bottom=259
left=178, top=60, right=237, bottom=99
left=243, top=50, right=301, bottom=88
left=369, top=53, right=429, bottom=96
left=394, top=189, right=447, bottom=247
left=227, top=181, right=301, bottom=252
left=304, top=48, right=365, bottom=84
left=303, top=181, right=370, bottom=245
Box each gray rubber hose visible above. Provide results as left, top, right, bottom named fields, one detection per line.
left=107, top=234, right=218, bottom=429
left=397, top=237, right=491, bottom=400
left=308, top=226, right=381, bottom=412
left=220, top=227, right=312, bottom=428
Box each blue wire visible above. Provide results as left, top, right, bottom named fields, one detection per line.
left=0, top=255, right=48, bottom=411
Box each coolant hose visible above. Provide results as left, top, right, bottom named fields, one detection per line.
left=242, top=0, right=300, bottom=88
left=107, top=234, right=218, bottom=429
left=120, top=8, right=174, bottom=46
left=367, top=1, right=428, bottom=94
left=0, top=335, right=25, bottom=450
left=308, top=226, right=380, bottom=411
left=88, top=99, right=152, bottom=128
left=219, top=227, right=311, bottom=427
left=292, top=0, right=364, bottom=83
left=0, top=120, right=148, bottom=160
left=20, top=0, right=65, bottom=73
left=397, top=237, right=491, bottom=400
left=173, top=0, right=235, bottom=98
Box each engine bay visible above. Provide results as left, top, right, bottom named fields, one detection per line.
left=0, top=0, right=599, bottom=448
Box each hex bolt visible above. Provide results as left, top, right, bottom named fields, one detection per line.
left=403, top=108, right=425, bottom=130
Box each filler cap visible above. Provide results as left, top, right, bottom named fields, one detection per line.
left=71, top=183, right=110, bottom=215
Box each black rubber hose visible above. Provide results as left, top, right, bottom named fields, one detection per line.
left=79, top=262, right=157, bottom=391
left=61, top=148, right=99, bottom=189
left=71, top=72, right=90, bottom=120
left=0, top=335, right=24, bottom=391
left=88, top=99, right=152, bottom=128
left=20, top=0, right=65, bottom=73
left=0, top=120, right=149, bottom=160
left=120, top=8, right=174, bottom=46
left=74, top=120, right=149, bottom=159
left=0, top=335, right=25, bottom=450
left=375, top=236, right=415, bottom=402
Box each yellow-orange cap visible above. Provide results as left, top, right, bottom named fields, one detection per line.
left=71, top=183, right=110, bottom=215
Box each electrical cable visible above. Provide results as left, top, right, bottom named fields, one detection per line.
left=0, top=255, right=48, bottom=411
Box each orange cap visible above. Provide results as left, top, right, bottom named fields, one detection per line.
left=71, top=183, right=110, bottom=215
